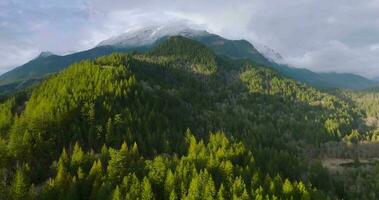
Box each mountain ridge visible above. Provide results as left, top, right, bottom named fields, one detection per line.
left=0, top=25, right=375, bottom=93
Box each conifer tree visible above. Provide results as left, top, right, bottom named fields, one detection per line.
left=71, top=142, right=85, bottom=172
left=125, top=174, right=141, bottom=199
left=169, top=190, right=177, bottom=200
left=111, top=185, right=121, bottom=200
left=89, top=160, right=103, bottom=179
left=57, top=148, right=70, bottom=170
left=217, top=184, right=226, bottom=200
left=10, top=168, right=29, bottom=200
left=282, top=179, right=294, bottom=198
left=141, top=177, right=154, bottom=200
left=164, top=169, right=176, bottom=199
left=232, top=176, right=249, bottom=200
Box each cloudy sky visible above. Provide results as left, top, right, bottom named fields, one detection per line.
left=1, top=0, right=379, bottom=78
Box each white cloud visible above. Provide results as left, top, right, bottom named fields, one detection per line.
left=285, top=40, right=379, bottom=77
left=0, top=44, right=39, bottom=74
left=1, top=0, right=379, bottom=78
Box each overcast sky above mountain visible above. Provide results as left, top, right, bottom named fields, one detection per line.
left=1, top=0, right=379, bottom=77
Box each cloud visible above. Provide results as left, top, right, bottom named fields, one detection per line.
left=285, top=40, right=379, bottom=76
left=1, top=0, right=379, bottom=78
left=242, top=0, right=379, bottom=77
left=0, top=0, right=91, bottom=73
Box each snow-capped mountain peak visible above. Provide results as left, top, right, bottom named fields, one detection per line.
left=97, top=24, right=209, bottom=48
left=38, top=51, right=55, bottom=58
left=254, top=43, right=284, bottom=64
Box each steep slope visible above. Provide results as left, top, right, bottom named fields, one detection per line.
left=194, top=35, right=375, bottom=89
left=190, top=33, right=271, bottom=65
left=0, top=25, right=375, bottom=94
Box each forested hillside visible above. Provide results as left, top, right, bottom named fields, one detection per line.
left=0, top=36, right=375, bottom=199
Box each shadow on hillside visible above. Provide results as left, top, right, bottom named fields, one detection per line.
left=128, top=54, right=367, bottom=148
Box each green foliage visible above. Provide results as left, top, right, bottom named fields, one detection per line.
left=10, top=168, right=30, bottom=200
left=19, top=132, right=316, bottom=199
left=141, top=177, right=154, bottom=200
left=151, top=36, right=217, bottom=74
left=0, top=97, right=15, bottom=136
left=240, top=67, right=361, bottom=143
left=0, top=37, right=371, bottom=199
left=107, top=142, right=143, bottom=182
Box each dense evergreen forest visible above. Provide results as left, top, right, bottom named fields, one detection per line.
left=0, top=36, right=379, bottom=199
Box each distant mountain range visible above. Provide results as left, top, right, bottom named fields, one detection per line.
left=0, top=25, right=376, bottom=93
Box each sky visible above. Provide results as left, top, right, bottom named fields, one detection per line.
left=1, top=0, right=379, bottom=78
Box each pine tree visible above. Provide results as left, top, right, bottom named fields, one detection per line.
left=125, top=174, right=141, bottom=199
left=217, top=184, right=226, bottom=200
left=185, top=170, right=216, bottom=200
left=111, top=185, right=121, bottom=200
left=203, top=172, right=216, bottom=200
left=77, top=167, right=86, bottom=180
left=282, top=179, right=294, bottom=198
left=186, top=175, right=200, bottom=200
left=107, top=142, right=128, bottom=181
left=232, top=176, right=249, bottom=200
left=169, top=190, right=177, bottom=200
left=10, top=168, right=29, bottom=200
left=147, top=156, right=167, bottom=186
left=57, top=148, right=70, bottom=170
left=71, top=142, right=85, bottom=172
left=55, top=159, right=71, bottom=194
left=89, top=159, right=103, bottom=179
left=164, top=169, right=176, bottom=199
left=296, top=181, right=310, bottom=200
left=141, top=177, right=154, bottom=200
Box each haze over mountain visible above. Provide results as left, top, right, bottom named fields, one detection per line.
left=0, top=25, right=375, bottom=94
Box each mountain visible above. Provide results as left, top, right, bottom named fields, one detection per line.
left=0, top=36, right=369, bottom=199
left=97, top=24, right=208, bottom=48
left=252, top=43, right=285, bottom=63
left=193, top=36, right=376, bottom=90
left=37, top=51, right=56, bottom=58
left=0, top=25, right=376, bottom=93
left=0, top=46, right=144, bottom=84
left=97, top=25, right=376, bottom=90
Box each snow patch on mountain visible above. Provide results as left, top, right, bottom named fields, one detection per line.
left=37, top=51, right=56, bottom=58
left=254, top=43, right=285, bottom=64
left=97, top=24, right=209, bottom=48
